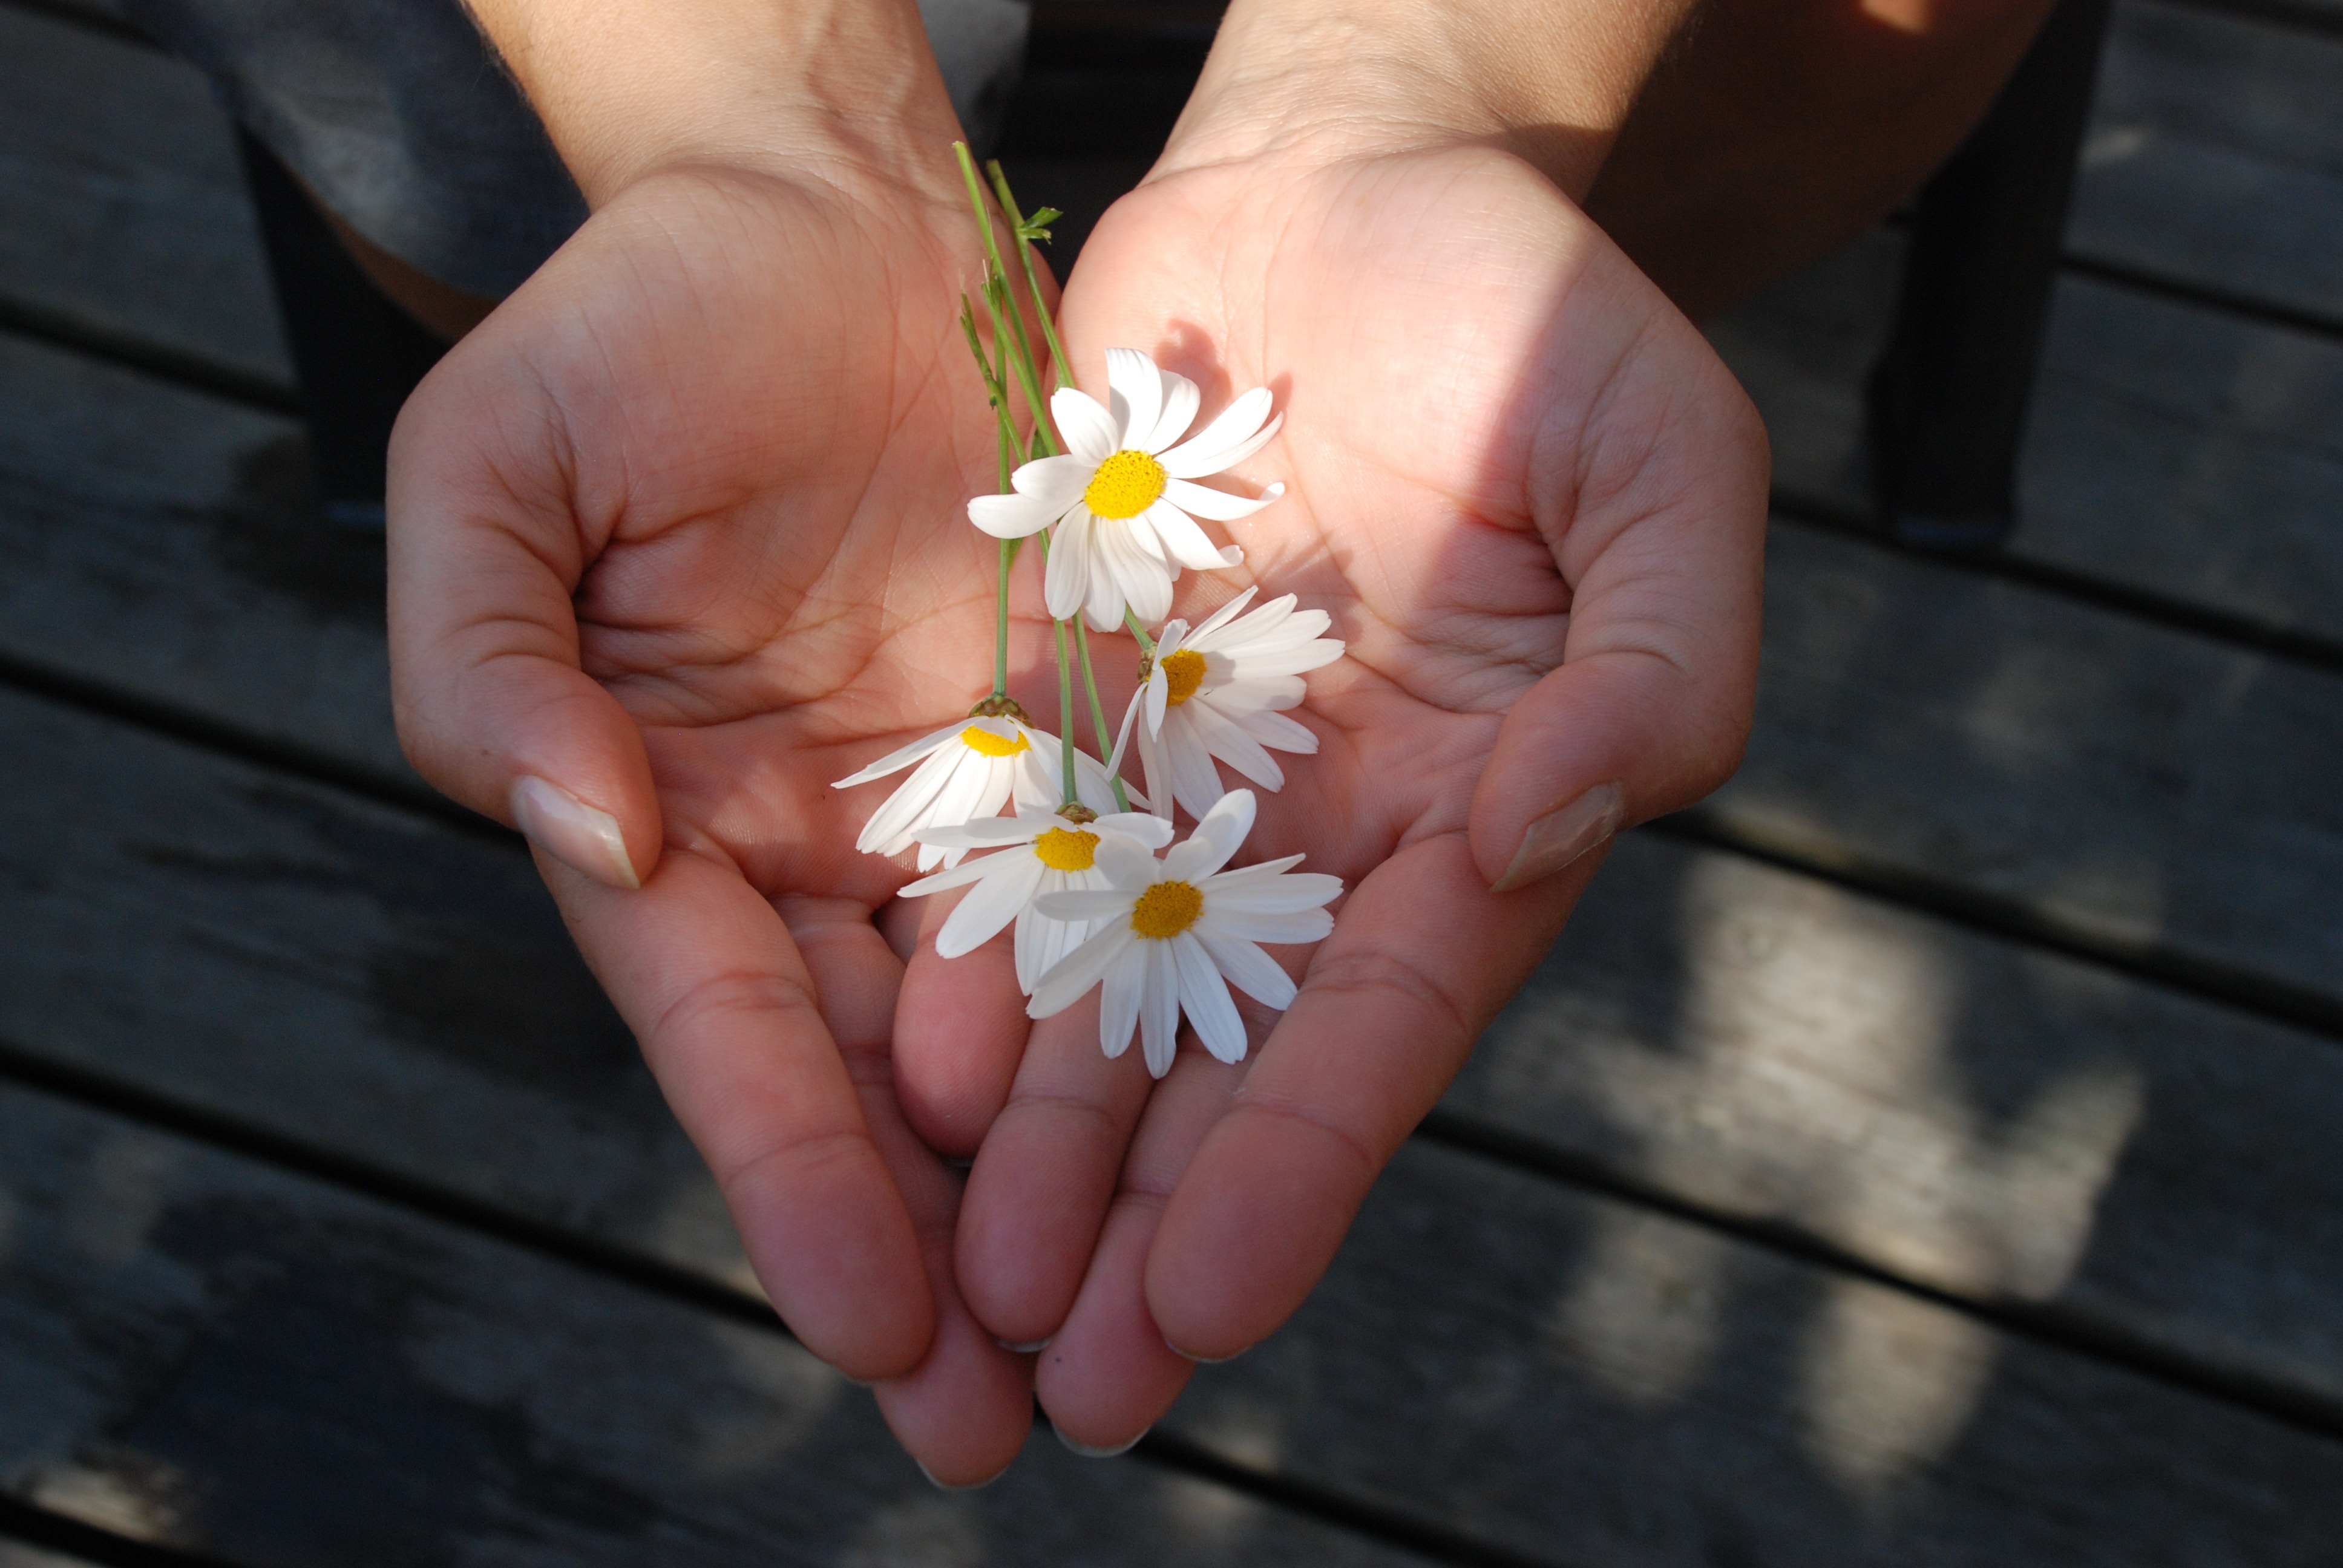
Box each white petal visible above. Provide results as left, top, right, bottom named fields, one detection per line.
left=854, top=748, right=962, bottom=855
left=1030, top=923, right=1134, bottom=1018
left=1162, top=714, right=1231, bottom=822
left=1139, top=369, right=1202, bottom=455
left=1193, top=927, right=1298, bottom=1010
left=1187, top=586, right=1259, bottom=642
left=1010, top=738, right=1061, bottom=813
left=1159, top=390, right=1279, bottom=479
left=1141, top=940, right=1181, bottom=1077
left=1044, top=512, right=1094, bottom=622
left=1104, top=349, right=1162, bottom=454
left=1142, top=500, right=1244, bottom=573
left=897, top=854, right=1003, bottom=898
left=1165, top=788, right=1255, bottom=881
left=1098, top=939, right=1145, bottom=1058
left=1051, top=387, right=1119, bottom=464
left=1096, top=521, right=1174, bottom=626
left=1194, top=593, right=1294, bottom=650
left=1071, top=746, right=1129, bottom=817
left=1173, top=933, right=1248, bottom=1064
left=1227, top=705, right=1319, bottom=754
left=1162, top=477, right=1283, bottom=523
left=1143, top=660, right=1168, bottom=739
left=831, top=721, right=964, bottom=789
left=1034, top=888, right=1132, bottom=921
left=1186, top=699, right=1286, bottom=789
left=919, top=812, right=1050, bottom=849
left=1205, top=871, right=1344, bottom=914
left=1107, top=685, right=1144, bottom=777
left=1138, top=723, right=1173, bottom=825
left=1204, top=854, right=1308, bottom=886
left=1095, top=833, right=1162, bottom=890
left=937, top=854, right=1046, bottom=957
left=1198, top=906, right=1335, bottom=945
left=1096, top=811, right=1175, bottom=849
left=1227, top=643, right=1344, bottom=680
left=1210, top=674, right=1309, bottom=713
left=968, top=491, right=1063, bottom=539
left=1012, top=454, right=1098, bottom=508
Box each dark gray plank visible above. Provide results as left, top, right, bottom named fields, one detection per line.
left=1712, top=227, right=2343, bottom=647
left=1719, top=524, right=2343, bottom=999
left=0, top=3, right=291, bottom=395
left=0, top=329, right=411, bottom=794
left=2074, top=0, right=2343, bottom=326
left=1447, top=829, right=2343, bottom=1417
left=0, top=1082, right=1426, bottom=1568
left=0, top=1541, right=108, bottom=1568
left=10, top=676, right=2343, bottom=1557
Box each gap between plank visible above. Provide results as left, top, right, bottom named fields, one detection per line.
left=0, top=301, right=297, bottom=417
left=1769, top=495, right=2343, bottom=677
left=0, top=1494, right=246, bottom=1568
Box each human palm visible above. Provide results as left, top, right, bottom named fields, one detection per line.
left=906, top=145, right=1769, bottom=1447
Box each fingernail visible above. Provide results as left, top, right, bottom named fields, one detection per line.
left=1491, top=782, right=1624, bottom=893
left=917, top=1459, right=1009, bottom=1492
left=997, top=1337, right=1052, bottom=1353
left=1055, top=1424, right=1147, bottom=1459
left=510, top=775, right=640, bottom=890
left=1164, top=1338, right=1245, bottom=1365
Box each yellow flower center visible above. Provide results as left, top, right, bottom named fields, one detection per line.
left=1131, top=880, right=1204, bottom=939
left=1083, top=449, right=1168, bottom=520
left=1031, top=827, right=1100, bottom=872
left=958, top=724, right=1031, bottom=758
left=1160, top=648, right=1207, bottom=706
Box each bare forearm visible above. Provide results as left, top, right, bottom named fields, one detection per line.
left=1164, top=0, right=1701, bottom=198
left=464, top=0, right=963, bottom=204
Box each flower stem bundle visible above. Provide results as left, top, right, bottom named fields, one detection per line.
left=828, top=148, right=1346, bottom=1075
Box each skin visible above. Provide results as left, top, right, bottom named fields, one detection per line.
left=391, top=0, right=2047, bottom=1481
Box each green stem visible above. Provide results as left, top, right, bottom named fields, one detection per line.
left=1122, top=610, right=1158, bottom=658
left=1052, top=618, right=1078, bottom=806
left=987, top=158, right=1072, bottom=393
left=954, top=144, right=1058, bottom=457
left=1073, top=623, right=1130, bottom=812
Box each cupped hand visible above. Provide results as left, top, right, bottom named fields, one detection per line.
left=386, top=161, right=1071, bottom=1485
left=903, top=143, right=1769, bottom=1449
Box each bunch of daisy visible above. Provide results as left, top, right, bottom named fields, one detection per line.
left=829, top=148, right=1345, bottom=1077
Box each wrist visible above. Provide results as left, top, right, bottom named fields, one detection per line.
left=1158, top=0, right=1697, bottom=200
left=465, top=0, right=969, bottom=208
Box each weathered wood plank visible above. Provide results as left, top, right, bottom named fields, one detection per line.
left=0, top=330, right=411, bottom=794
left=1709, top=227, right=2343, bottom=646
left=2074, top=0, right=2343, bottom=327
left=0, top=3, right=290, bottom=395
left=1718, top=523, right=2343, bottom=1000
left=0, top=1082, right=1429, bottom=1567
left=10, top=673, right=2343, bottom=1552
left=1446, top=829, right=2343, bottom=1416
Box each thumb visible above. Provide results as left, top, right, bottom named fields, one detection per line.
left=385, top=345, right=661, bottom=890
left=1468, top=444, right=1768, bottom=892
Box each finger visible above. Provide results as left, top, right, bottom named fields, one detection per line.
left=955, top=991, right=1154, bottom=1347
left=778, top=892, right=1037, bottom=1485
left=1036, top=1044, right=1245, bottom=1451
left=542, top=840, right=931, bottom=1381
left=893, top=886, right=1034, bottom=1156
left=1145, top=834, right=1598, bottom=1361
left=386, top=332, right=661, bottom=889
left=1468, top=346, right=1769, bottom=891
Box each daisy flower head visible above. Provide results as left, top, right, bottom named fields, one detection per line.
left=1117, top=587, right=1345, bottom=821
left=831, top=710, right=1126, bottom=872
left=1027, top=789, right=1342, bottom=1077
left=966, top=348, right=1286, bottom=630
left=902, top=807, right=1176, bottom=993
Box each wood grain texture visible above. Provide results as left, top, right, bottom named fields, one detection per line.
left=1715, top=524, right=2343, bottom=999
left=7, top=682, right=2343, bottom=1557
left=0, top=1083, right=1430, bottom=1568
left=1711, top=227, right=2343, bottom=645
left=1446, top=829, right=2343, bottom=1417
left=2074, top=0, right=2343, bottom=326
left=0, top=4, right=290, bottom=395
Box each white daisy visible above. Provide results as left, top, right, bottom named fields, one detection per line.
left=1114, top=587, right=1344, bottom=821
left=901, top=808, right=1175, bottom=993
left=831, top=713, right=1124, bottom=872
left=1027, top=790, right=1342, bottom=1077
left=966, top=348, right=1286, bottom=630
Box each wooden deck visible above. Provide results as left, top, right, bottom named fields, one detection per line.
left=4, top=0, right=2342, bottom=1563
